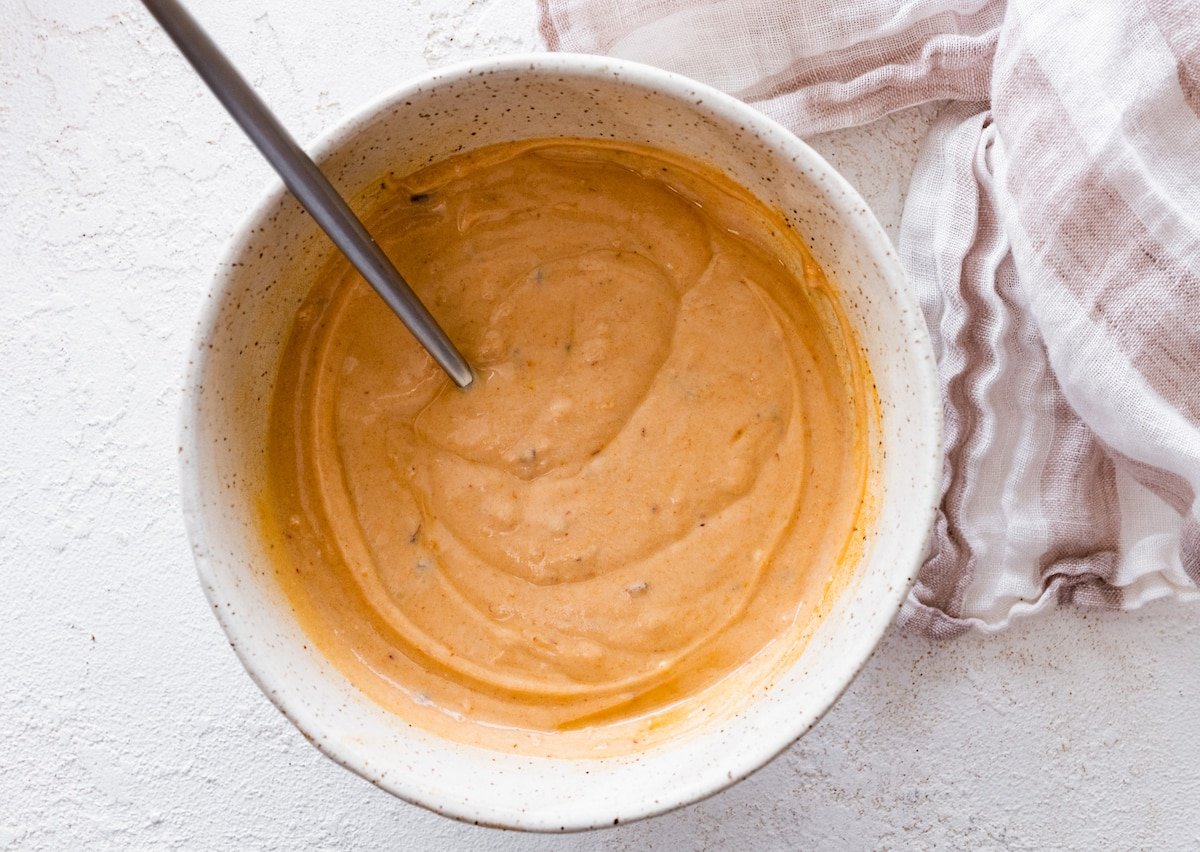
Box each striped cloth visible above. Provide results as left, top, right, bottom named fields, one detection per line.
left=538, top=0, right=1200, bottom=634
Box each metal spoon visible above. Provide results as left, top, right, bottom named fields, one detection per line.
left=142, top=0, right=474, bottom=388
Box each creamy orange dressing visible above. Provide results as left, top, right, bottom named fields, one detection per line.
left=263, top=139, right=871, bottom=755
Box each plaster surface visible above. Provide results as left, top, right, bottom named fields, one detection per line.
left=1, top=0, right=1198, bottom=848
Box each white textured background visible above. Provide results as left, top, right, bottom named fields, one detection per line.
left=3, top=0, right=1199, bottom=848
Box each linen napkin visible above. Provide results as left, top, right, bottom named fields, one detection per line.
left=538, top=0, right=1200, bottom=634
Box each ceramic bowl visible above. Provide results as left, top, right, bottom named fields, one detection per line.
left=180, top=53, right=941, bottom=831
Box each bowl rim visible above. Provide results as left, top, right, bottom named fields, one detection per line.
left=179, top=51, right=943, bottom=832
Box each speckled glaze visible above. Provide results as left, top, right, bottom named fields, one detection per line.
left=179, top=53, right=942, bottom=832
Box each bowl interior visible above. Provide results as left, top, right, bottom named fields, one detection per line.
left=181, top=54, right=940, bottom=831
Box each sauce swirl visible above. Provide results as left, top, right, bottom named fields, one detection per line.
left=264, top=139, right=871, bottom=754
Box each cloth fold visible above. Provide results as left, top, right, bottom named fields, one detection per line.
left=540, top=0, right=1200, bottom=632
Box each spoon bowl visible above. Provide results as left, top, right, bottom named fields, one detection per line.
left=180, top=53, right=942, bottom=831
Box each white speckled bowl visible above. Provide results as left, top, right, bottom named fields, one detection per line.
left=180, top=53, right=941, bottom=831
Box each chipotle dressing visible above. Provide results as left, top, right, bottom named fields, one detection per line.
left=262, top=139, right=872, bottom=755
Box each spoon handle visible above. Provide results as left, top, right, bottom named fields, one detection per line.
left=141, top=0, right=474, bottom=388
